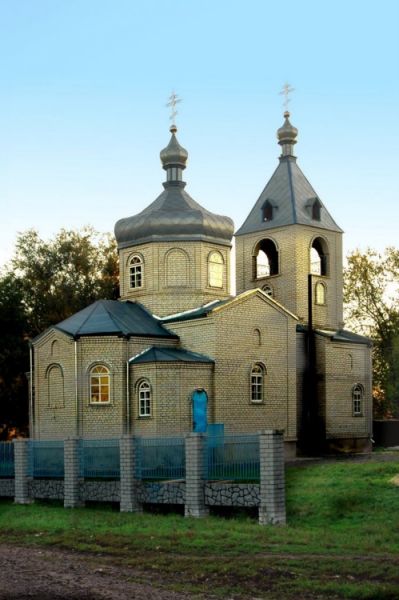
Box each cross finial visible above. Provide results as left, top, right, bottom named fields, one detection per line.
left=166, top=91, right=182, bottom=125
left=279, top=83, right=295, bottom=110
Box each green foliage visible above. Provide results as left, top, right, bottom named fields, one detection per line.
left=344, top=247, right=399, bottom=416
left=0, top=274, right=29, bottom=436
left=12, top=227, right=119, bottom=336
left=0, top=227, right=119, bottom=432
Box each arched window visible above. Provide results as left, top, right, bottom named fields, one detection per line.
left=315, top=281, right=326, bottom=305
left=254, top=239, right=279, bottom=279
left=310, top=237, right=328, bottom=276
left=90, top=365, right=110, bottom=404
left=262, top=200, right=274, bottom=222
left=208, top=251, right=224, bottom=288
left=51, top=340, right=59, bottom=357
left=352, top=384, right=363, bottom=416
left=138, top=380, right=151, bottom=417
left=262, top=284, right=273, bottom=298
left=129, top=255, right=143, bottom=289
left=347, top=354, right=353, bottom=372
left=251, top=363, right=265, bottom=403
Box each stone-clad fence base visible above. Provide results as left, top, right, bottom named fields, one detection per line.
left=2, top=430, right=285, bottom=525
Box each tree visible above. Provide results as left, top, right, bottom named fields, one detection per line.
left=344, top=247, right=399, bottom=417
left=12, top=227, right=119, bottom=336
left=0, top=227, right=119, bottom=435
left=0, top=274, right=30, bottom=438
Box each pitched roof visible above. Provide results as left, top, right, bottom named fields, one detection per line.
left=129, top=346, right=214, bottom=364
left=235, top=157, right=343, bottom=236
left=296, top=324, right=372, bottom=346
left=161, top=289, right=298, bottom=324
left=50, top=300, right=177, bottom=339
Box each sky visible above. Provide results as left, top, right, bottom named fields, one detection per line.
left=0, top=0, right=398, bottom=268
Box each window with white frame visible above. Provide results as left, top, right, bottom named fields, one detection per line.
left=138, top=380, right=151, bottom=417
left=129, top=255, right=143, bottom=289
left=90, top=365, right=110, bottom=404
left=251, top=363, right=265, bottom=403
left=208, top=251, right=223, bottom=288
left=352, top=384, right=363, bottom=416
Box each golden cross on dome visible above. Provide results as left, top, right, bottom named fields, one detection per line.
left=166, top=91, right=182, bottom=124
left=279, top=83, right=295, bottom=110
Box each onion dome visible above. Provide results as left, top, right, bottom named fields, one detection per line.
left=160, top=124, right=188, bottom=172
left=115, top=127, right=234, bottom=249
left=277, top=111, right=298, bottom=158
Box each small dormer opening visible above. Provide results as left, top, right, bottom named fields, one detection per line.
left=311, top=198, right=322, bottom=221
left=254, top=239, right=279, bottom=278
left=262, top=200, right=274, bottom=222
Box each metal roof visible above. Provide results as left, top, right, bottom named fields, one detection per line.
left=129, top=346, right=214, bottom=364
left=235, top=157, right=343, bottom=236
left=160, top=299, right=230, bottom=323
left=114, top=183, right=234, bottom=249
left=296, top=324, right=372, bottom=346
left=52, top=300, right=178, bottom=339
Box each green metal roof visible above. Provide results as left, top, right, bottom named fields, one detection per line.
left=160, top=299, right=230, bottom=323
left=129, top=346, right=214, bottom=364
left=51, top=300, right=177, bottom=339
left=296, top=324, right=372, bottom=346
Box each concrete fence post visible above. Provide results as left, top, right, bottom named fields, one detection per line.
left=64, top=437, right=84, bottom=508
left=259, top=430, right=286, bottom=525
left=120, top=435, right=142, bottom=512
left=13, top=438, right=32, bottom=504
left=185, top=433, right=209, bottom=518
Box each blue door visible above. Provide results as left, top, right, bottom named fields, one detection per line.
left=192, top=389, right=208, bottom=432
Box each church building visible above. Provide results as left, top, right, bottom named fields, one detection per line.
left=30, top=112, right=373, bottom=456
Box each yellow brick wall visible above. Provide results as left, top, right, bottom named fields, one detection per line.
left=130, top=363, right=213, bottom=436
left=319, top=339, right=372, bottom=440
left=167, top=292, right=298, bottom=440
left=119, top=241, right=232, bottom=316
left=235, top=224, right=343, bottom=330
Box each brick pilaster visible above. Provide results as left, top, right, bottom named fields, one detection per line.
left=185, top=433, right=208, bottom=518
left=120, top=435, right=142, bottom=512
left=259, top=430, right=286, bottom=525
left=64, top=437, right=84, bottom=508
left=13, top=439, right=32, bottom=505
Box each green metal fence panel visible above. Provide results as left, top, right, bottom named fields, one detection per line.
left=80, top=439, right=120, bottom=479
left=0, top=442, right=14, bottom=478
left=206, top=434, right=260, bottom=481
left=135, top=436, right=185, bottom=480
left=28, top=440, right=64, bottom=478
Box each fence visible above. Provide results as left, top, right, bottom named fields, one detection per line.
left=135, top=436, right=185, bottom=480
left=3, top=431, right=286, bottom=525
left=80, top=438, right=120, bottom=479
left=206, top=434, right=259, bottom=481
left=0, top=442, right=14, bottom=477
left=28, top=440, right=64, bottom=478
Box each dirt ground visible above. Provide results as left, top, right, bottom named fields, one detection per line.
left=0, top=544, right=204, bottom=600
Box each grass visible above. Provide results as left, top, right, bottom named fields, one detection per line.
left=1, top=458, right=399, bottom=598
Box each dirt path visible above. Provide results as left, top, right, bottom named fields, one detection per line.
left=0, top=545, right=203, bottom=600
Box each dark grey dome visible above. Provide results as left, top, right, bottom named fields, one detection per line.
left=115, top=126, right=234, bottom=249
left=115, top=183, right=234, bottom=248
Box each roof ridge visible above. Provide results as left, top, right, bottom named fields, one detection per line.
left=64, top=300, right=100, bottom=336
left=286, top=159, right=297, bottom=223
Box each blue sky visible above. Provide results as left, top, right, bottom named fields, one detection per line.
left=0, top=0, right=398, bottom=267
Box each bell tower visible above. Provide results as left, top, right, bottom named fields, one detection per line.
left=235, top=112, right=344, bottom=330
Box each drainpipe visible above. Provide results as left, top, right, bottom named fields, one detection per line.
left=29, top=342, right=34, bottom=438
left=126, top=359, right=130, bottom=434
left=74, top=340, right=78, bottom=436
